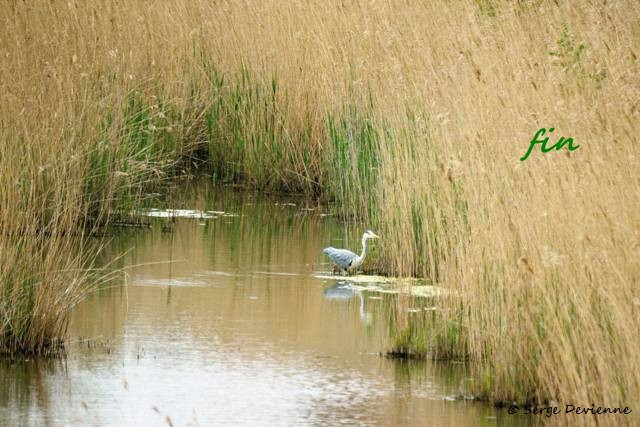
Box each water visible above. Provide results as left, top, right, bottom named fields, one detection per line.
left=1, top=186, right=529, bottom=426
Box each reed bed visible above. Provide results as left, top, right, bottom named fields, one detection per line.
left=1, top=0, right=639, bottom=422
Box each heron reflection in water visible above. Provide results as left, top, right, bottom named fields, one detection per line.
left=323, top=281, right=372, bottom=325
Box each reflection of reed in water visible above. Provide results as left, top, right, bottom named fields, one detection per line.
left=0, top=357, right=63, bottom=422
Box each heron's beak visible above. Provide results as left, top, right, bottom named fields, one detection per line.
left=370, top=232, right=380, bottom=239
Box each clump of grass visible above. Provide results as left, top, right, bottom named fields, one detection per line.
left=548, top=23, right=608, bottom=85
left=0, top=236, right=86, bottom=356
left=202, top=65, right=324, bottom=194
left=326, top=106, right=381, bottom=220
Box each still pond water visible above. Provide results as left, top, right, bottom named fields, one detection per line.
left=1, top=186, right=530, bottom=426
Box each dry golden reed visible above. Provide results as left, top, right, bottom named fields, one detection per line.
left=1, top=0, right=639, bottom=422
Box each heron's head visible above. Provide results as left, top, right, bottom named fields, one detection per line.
left=364, top=230, right=380, bottom=239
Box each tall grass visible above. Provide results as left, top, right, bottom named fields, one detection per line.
left=1, top=0, right=639, bottom=421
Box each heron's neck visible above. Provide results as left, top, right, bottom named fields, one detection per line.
left=359, top=235, right=368, bottom=261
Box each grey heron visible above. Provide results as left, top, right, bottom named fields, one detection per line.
left=323, top=230, right=379, bottom=274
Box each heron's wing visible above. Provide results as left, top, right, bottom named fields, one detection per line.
left=323, top=247, right=358, bottom=269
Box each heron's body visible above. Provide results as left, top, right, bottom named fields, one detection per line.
left=323, top=230, right=379, bottom=274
